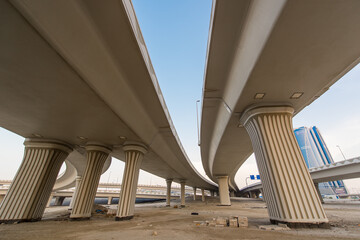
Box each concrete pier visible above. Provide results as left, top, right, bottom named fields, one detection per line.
left=217, top=176, right=231, bottom=206
left=70, top=144, right=111, bottom=219
left=69, top=176, right=82, bottom=209
left=54, top=197, right=65, bottom=206
left=166, top=179, right=172, bottom=207
left=116, top=143, right=147, bottom=221
left=180, top=180, right=186, bottom=207
left=0, top=139, right=72, bottom=223
left=240, top=106, right=328, bottom=226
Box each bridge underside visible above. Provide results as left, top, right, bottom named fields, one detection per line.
left=201, top=0, right=360, bottom=225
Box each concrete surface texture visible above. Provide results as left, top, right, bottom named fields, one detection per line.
left=0, top=197, right=359, bottom=240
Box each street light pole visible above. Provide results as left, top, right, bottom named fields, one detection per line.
left=336, top=145, right=346, bottom=160
left=196, top=100, right=200, bottom=146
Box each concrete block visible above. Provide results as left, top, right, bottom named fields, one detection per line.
left=209, top=222, right=216, bottom=227
left=238, top=217, right=248, bottom=227
left=229, top=218, right=238, bottom=228
left=106, top=209, right=116, bottom=216
left=215, top=217, right=227, bottom=226
left=208, top=219, right=216, bottom=227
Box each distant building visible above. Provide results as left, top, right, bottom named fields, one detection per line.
left=294, top=126, right=348, bottom=195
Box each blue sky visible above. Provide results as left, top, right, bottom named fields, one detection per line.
left=0, top=0, right=359, bottom=192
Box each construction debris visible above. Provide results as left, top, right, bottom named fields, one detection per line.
left=215, top=217, right=227, bottom=226
left=229, top=218, right=238, bottom=228
left=194, top=216, right=248, bottom=228
left=238, top=216, right=248, bottom=227
left=106, top=209, right=117, bottom=216
left=92, top=204, right=108, bottom=214
left=259, top=224, right=291, bottom=231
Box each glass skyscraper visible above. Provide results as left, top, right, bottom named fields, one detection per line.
left=294, top=126, right=348, bottom=195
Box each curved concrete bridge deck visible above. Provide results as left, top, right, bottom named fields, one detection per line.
left=0, top=0, right=215, bottom=223
left=200, top=0, right=360, bottom=225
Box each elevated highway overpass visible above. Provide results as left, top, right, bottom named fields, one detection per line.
left=0, top=180, right=207, bottom=207
left=238, top=157, right=360, bottom=197
left=0, top=0, right=216, bottom=223
left=200, top=0, right=360, bottom=225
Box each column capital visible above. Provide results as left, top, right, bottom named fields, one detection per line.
left=239, top=105, right=294, bottom=126
left=85, top=142, right=112, bottom=154
left=179, top=179, right=186, bottom=184
left=24, top=138, right=73, bottom=153
left=166, top=179, right=173, bottom=183
left=123, top=142, right=147, bottom=154
left=215, top=175, right=228, bottom=180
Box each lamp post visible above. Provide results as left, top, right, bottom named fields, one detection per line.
left=336, top=145, right=346, bottom=160
left=196, top=100, right=200, bottom=146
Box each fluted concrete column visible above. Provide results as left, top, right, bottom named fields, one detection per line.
left=193, top=187, right=197, bottom=200
left=69, top=176, right=82, bottom=209
left=180, top=180, right=186, bottom=207
left=217, top=176, right=231, bottom=206
left=116, top=143, right=147, bottom=221
left=240, top=106, right=328, bottom=225
left=107, top=197, right=113, bottom=205
left=70, top=144, right=111, bottom=219
left=210, top=190, right=214, bottom=197
left=166, top=179, right=172, bottom=207
left=201, top=189, right=205, bottom=202
left=230, top=191, right=235, bottom=197
left=0, top=139, right=72, bottom=223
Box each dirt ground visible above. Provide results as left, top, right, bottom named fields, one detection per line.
left=0, top=197, right=359, bottom=240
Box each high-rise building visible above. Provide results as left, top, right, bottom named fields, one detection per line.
left=294, top=126, right=348, bottom=195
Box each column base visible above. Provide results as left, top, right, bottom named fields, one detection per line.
left=165, top=204, right=170, bottom=207
left=217, top=204, right=231, bottom=206
left=270, top=219, right=330, bottom=229
left=70, top=217, right=91, bottom=221
left=115, top=215, right=133, bottom=221
left=70, top=213, right=91, bottom=220
left=0, top=218, right=41, bottom=224
left=180, top=205, right=185, bottom=208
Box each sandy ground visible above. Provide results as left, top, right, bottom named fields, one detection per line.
left=0, top=197, right=359, bottom=240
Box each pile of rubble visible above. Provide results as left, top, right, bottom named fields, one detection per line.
left=194, top=216, right=248, bottom=228
left=92, top=204, right=108, bottom=214
left=259, top=224, right=290, bottom=231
